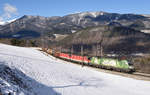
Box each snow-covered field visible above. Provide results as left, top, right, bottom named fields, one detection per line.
left=0, top=44, right=150, bottom=95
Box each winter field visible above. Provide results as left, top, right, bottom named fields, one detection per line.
left=0, top=43, right=150, bottom=95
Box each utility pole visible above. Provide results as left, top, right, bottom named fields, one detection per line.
left=97, top=42, right=101, bottom=57
left=60, top=46, right=62, bottom=53
left=81, top=44, right=84, bottom=67
left=96, top=43, right=100, bottom=57
left=71, top=45, right=74, bottom=54
left=99, top=41, right=103, bottom=58
left=41, top=30, right=45, bottom=49
left=92, top=44, right=96, bottom=56
left=96, top=43, right=98, bottom=57
left=81, top=45, right=83, bottom=56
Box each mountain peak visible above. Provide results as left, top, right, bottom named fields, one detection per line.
left=22, top=15, right=36, bottom=19
left=69, top=11, right=107, bottom=18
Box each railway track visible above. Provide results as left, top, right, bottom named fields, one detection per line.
left=87, top=65, right=150, bottom=81
left=79, top=62, right=150, bottom=81
left=132, top=72, right=150, bottom=78
left=41, top=50, right=150, bottom=81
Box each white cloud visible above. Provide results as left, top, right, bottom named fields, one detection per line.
left=3, top=3, right=18, bottom=18
left=0, top=3, right=18, bottom=22
left=0, top=17, right=3, bottom=22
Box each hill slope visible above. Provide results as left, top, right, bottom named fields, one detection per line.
left=0, top=44, right=150, bottom=95
left=59, top=26, right=150, bottom=55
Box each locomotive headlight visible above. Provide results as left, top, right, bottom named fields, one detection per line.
left=129, top=66, right=134, bottom=69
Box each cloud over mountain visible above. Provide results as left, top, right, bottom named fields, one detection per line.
left=3, top=3, right=18, bottom=18
left=0, top=3, right=18, bottom=22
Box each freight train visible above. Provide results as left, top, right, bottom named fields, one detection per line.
left=43, top=48, right=135, bottom=73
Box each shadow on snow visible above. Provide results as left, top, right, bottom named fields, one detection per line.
left=0, top=62, right=61, bottom=95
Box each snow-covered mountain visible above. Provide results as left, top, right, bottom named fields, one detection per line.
left=70, top=11, right=105, bottom=18
left=0, top=19, right=16, bottom=25
left=0, top=11, right=149, bottom=39
left=0, top=44, right=150, bottom=95
left=0, top=21, right=5, bottom=25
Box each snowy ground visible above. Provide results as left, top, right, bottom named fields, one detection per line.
left=0, top=44, right=150, bottom=95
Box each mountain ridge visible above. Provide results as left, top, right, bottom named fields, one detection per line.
left=0, top=11, right=150, bottom=40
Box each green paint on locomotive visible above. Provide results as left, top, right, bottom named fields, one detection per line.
left=91, top=57, right=101, bottom=64
left=90, top=57, right=130, bottom=69
left=116, top=60, right=129, bottom=69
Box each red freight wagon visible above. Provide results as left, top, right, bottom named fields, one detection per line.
left=59, top=53, right=90, bottom=64
left=71, top=55, right=82, bottom=62
left=83, top=56, right=89, bottom=63
left=59, top=53, right=70, bottom=59
left=71, top=55, right=89, bottom=63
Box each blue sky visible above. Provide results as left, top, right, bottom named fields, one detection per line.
left=0, top=0, right=149, bottom=21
